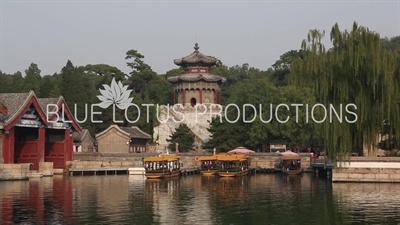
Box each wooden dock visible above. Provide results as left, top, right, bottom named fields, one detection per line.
left=180, top=167, right=200, bottom=176
left=69, top=167, right=129, bottom=176
left=310, top=157, right=335, bottom=178
left=251, top=167, right=275, bottom=174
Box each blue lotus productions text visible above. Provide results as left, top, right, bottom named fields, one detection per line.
left=45, top=103, right=357, bottom=124
left=200, top=103, right=358, bottom=124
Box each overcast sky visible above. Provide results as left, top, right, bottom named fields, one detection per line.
left=0, top=0, right=398, bottom=76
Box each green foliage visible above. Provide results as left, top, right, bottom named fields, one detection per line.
left=2, top=27, right=400, bottom=155
left=167, top=124, right=195, bottom=152
left=269, top=50, right=303, bottom=86
left=203, top=116, right=246, bottom=152
left=290, top=21, right=400, bottom=159
left=40, top=76, right=55, bottom=98
left=22, top=63, right=42, bottom=96
left=204, top=75, right=320, bottom=152
left=49, top=85, right=61, bottom=98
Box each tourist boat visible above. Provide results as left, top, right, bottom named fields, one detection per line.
left=198, top=155, right=219, bottom=176
left=281, top=154, right=303, bottom=175
left=143, top=154, right=181, bottom=179
left=217, top=154, right=250, bottom=177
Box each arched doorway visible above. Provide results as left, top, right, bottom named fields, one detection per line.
left=190, top=98, right=197, bottom=107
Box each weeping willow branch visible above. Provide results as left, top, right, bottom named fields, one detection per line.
left=289, top=22, right=399, bottom=161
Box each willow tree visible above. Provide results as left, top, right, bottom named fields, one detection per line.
left=289, top=22, right=400, bottom=159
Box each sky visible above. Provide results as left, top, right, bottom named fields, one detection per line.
left=0, top=0, right=399, bottom=76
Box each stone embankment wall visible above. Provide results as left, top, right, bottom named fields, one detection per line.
left=333, top=158, right=400, bottom=183
left=69, top=152, right=312, bottom=171
left=39, top=162, right=54, bottom=176
left=0, top=163, right=30, bottom=180
left=152, top=105, right=222, bottom=151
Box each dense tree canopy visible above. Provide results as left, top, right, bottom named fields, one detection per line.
left=290, top=22, right=400, bottom=158
left=1, top=21, right=400, bottom=158
left=167, top=124, right=195, bottom=152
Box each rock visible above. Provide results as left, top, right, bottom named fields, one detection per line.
left=153, top=104, right=224, bottom=152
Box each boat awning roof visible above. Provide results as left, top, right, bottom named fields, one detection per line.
left=199, top=155, right=218, bottom=161
left=217, top=155, right=249, bottom=161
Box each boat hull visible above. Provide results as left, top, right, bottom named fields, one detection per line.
left=283, top=170, right=303, bottom=175
left=146, top=170, right=181, bottom=179
left=201, top=170, right=218, bottom=176
left=218, top=169, right=249, bottom=177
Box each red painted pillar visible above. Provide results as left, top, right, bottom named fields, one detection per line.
left=64, top=129, right=73, bottom=168
left=199, top=89, right=203, bottom=104
left=38, top=128, right=45, bottom=163
left=3, top=127, right=15, bottom=164
left=70, top=133, right=74, bottom=161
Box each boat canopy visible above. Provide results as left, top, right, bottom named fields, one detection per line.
left=198, top=155, right=219, bottom=161
left=217, top=154, right=249, bottom=161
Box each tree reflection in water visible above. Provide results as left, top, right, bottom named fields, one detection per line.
left=1, top=175, right=400, bottom=224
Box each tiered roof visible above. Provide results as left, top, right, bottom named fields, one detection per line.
left=168, top=43, right=226, bottom=83
left=173, top=43, right=221, bottom=67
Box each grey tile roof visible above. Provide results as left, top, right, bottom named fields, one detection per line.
left=37, top=98, right=59, bottom=115
left=95, top=125, right=151, bottom=140
left=73, top=129, right=95, bottom=143
left=174, top=43, right=221, bottom=67
left=0, top=92, right=33, bottom=124
left=37, top=97, right=83, bottom=133
left=120, top=126, right=152, bottom=139
left=167, top=73, right=226, bottom=83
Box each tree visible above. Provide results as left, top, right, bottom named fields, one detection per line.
left=39, top=76, right=55, bottom=97
left=49, top=85, right=61, bottom=98
left=125, top=49, right=156, bottom=100
left=381, top=36, right=400, bottom=52
left=0, top=71, right=14, bottom=93
left=60, top=60, right=95, bottom=131
left=11, top=71, right=24, bottom=92
left=164, top=68, right=184, bottom=79
left=80, top=64, right=127, bottom=89
left=167, top=124, right=195, bottom=152
left=22, top=63, right=41, bottom=95
left=289, top=22, right=400, bottom=158
left=269, top=50, right=303, bottom=86
left=203, top=116, right=246, bottom=152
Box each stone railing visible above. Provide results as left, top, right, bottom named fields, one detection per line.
left=71, top=152, right=312, bottom=170
left=333, top=159, right=400, bottom=182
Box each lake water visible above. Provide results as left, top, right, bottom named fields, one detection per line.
left=1, top=174, right=400, bottom=225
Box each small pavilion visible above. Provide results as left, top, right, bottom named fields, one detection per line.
left=0, top=91, right=81, bottom=170
left=168, top=43, right=226, bottom=106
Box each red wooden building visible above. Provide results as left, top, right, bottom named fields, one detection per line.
left=0, top=91, right=81, bottom=170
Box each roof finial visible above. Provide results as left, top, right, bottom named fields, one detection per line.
left=194, top=43, right=199, bottom=52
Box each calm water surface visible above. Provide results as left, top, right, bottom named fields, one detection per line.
left=1, top=174, right=400, bottom=225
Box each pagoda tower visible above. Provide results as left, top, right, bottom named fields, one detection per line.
left=168, top=43, right=226, bottom=107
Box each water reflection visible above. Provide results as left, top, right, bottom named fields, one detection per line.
left=333, top=183, right=400, bottom=224
left=0, top=176, right=72, bottom=225
left=1, top=174, right=400, bottom=224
